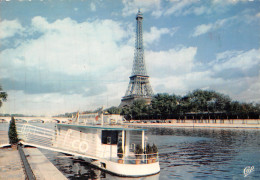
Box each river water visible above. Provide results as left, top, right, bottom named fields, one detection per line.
left=1, top=123, right=259, bottom=179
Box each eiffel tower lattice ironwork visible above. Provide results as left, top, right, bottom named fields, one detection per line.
left=120, top=10, right=153, bottom=107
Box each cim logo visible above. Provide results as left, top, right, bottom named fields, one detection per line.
left=71, top=140, right=89, bottom=153
left=62, top=129, right=89, bottom=153
left=243, top=166, right=254, bottom=177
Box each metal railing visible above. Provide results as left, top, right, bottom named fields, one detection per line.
left=16, top=124, right=115, bottom=160
left=116, top=152, right=159, bottom=164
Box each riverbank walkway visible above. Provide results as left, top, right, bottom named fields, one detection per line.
left=0, top=148, right=25, bottom=180
left=125, top=122, right=260, bottom=129
left=23, top=148, right=67, bottom=180
left=0, top=129, right=67, bottom=180
left=0, top=130, right=25, bottom=180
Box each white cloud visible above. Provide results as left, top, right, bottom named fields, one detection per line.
left=183, top=6, right=212, bottom=16
left=212, top=48, right=260, bottom=74
left=151, top=9, right=163, bottom=18
left=0, top=16, right=135, bottom=114
left=212, top=0, right=247, bottom=5
left=192, top=9, right=260, bottom=37
left=192, top=17, right=234, bottom=37
left=146, top=47, right=197, bottom=77
left=0, top=90, right=93, bottom=116
left=2, top=17, right=130, bottom=76
left=165, top=0, right=239, bottom=17
left=90, top=2, right=96, bottom=12
left=192, top=24, right=213, bottom=37
left=122, top=0, right=198, bottom=17
left=147, top=47, right=260, bottom=104
left=0, top=19, right=24, bottom=39
left=204, top=49, right=260, bottom=101
left=31, top=16, right=50, bottom=32
left=165, top=0, right=199, bottom=16
left=144, top=26, right=178, bottom=45
left=121, top=0, right=255, bottom=18
left=122, top=0, right=161, bottom=17
left=235, top=73, right=260, bottom=103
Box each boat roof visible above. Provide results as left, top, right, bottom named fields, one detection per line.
left=57, top=123, right=147, bottom=131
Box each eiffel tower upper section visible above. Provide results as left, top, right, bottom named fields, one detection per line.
left=131, top=10, right=147, bottom=77
left=120, top=10, right=153, bottom=107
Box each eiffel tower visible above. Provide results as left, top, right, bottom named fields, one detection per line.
left=120, top=10, right=153, bottom=107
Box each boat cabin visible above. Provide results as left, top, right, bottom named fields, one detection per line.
left=54, top=124, right=160, bottom=177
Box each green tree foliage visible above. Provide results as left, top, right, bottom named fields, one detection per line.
left=151, top=93, right=180, bottom=118
left=106, top=106, right=122, bottom=114
left=55, top=89, right=260, bottom=120
left=131, top=99, right=147, bottom=119
left=0, top=85, right=7, bottom=108
left=186, top=89, right=231, bottom=112
left=8, top=116, right=19, bottom=144
left=120, top=89, right=260, bottom=120
left=121, top=105, right=132, bottom=120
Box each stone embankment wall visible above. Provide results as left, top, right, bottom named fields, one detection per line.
left=167, top=119, right=260, bottom=124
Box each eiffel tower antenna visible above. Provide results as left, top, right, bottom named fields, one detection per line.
left=120, top=9, right=153, bottom=107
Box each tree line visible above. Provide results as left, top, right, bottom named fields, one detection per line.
left=1, top=85, right=260, bottom=120
left=107, top=89, right=260, bottom=120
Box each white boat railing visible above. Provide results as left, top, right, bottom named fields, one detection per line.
left=16, top=124, right=106, bottom=158
left=16, top=124, right=55, bottom=148
left=116, top=153, right=159, bottom=164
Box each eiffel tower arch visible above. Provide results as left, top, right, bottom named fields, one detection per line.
left=120, top=10, right=153, bottom=107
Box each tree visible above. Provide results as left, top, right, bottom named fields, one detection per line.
left=106, top=106, right=122, bottom=114
left=121, top=105, right=132, bottom=120
left=186, top=89, right=232, bottom=113
left=151, top=93, right=179, bottom=119
left=8, top=116, right=19, bottom=145
left=119, top=89, right=260, bottom=120
left=131, top=99, right=147, bottom=119
left=179, top=95, right=191, bottom=116
left=0, top=85, right=7, bottom=108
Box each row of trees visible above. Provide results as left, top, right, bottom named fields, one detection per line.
left=107, top=89, right=260, bottom=120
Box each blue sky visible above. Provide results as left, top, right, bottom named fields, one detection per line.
left=0, top=0, right=259, bottom=116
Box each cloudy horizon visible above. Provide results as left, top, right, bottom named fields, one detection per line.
left=0, top=0, right=259, bottom=116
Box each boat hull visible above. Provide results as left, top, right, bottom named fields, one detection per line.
left=91, top=159, right=160, bottom=177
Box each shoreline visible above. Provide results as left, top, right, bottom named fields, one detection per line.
left=124, top=122, right=260, bottom=129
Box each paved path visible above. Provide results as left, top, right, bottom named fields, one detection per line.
left=0, top=130, right=9, bottom=147
left=0, top=127, right=67, bottom=180
left=0, top=148, right=25, bottom=180
left=0, top=129, right=25, bottom=180
left=23, top=148, right=67, bottom=180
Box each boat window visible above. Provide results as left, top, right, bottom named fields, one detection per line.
left=101, top=130, right=118, bottom=144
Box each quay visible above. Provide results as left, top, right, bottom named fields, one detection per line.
left=126, top=119, right=260, bottom=129
left=0, top=130, right=67, bottom=180
left=0, top=148, right=25, bottom=180
left=22, top=147, right=67, bottom=180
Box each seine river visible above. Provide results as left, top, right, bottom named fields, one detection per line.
left=1, top=123, right=260, bottom=179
